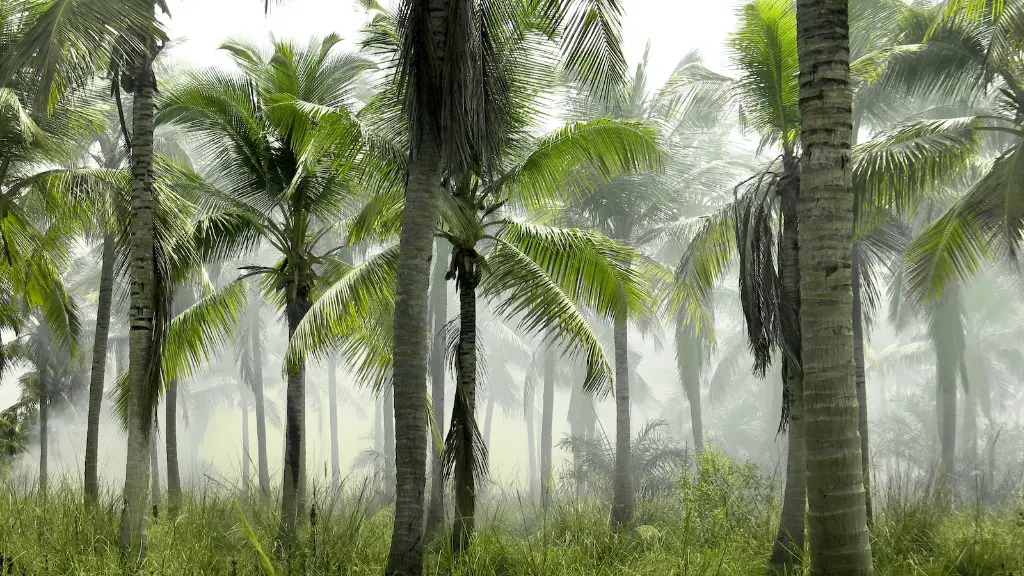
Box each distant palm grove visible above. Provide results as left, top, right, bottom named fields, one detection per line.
left=1, top=0, right=1024, bottom=574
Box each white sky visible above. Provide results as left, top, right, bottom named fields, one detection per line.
left=164, top=0, right=742, bottom=86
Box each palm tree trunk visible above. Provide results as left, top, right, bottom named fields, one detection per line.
left=149, top=414, right=160, bottom=518
left=610, top=310, right=634, bottom=527
left=932, top=292, right=961, bottom=507
left=540, top=346, right=555, bottom=510
left=38, top=348, right=48, bottom=500
left=524, top=378, right=538, bottom=496
left=242, top=396, right=251, bottom=492
left=771, top=158, right=806, bottom=574
left=795, top=1, right=874, bottom=571
left=85, top=230, right=115, bottom=507
left=386, top=129, right=444, bottom=576
left=568, top=378, right=587, bottom=496
left=166, top=382, right=181, bottom=514
left=328, top=356, right=340, bottom=495
left=684, top=381, right=703, bottom=456
left=852, top=243, right=873, bottom=525
left=450, top=259, right=479, bottom=553
left=249, top=299, right=271, bottom=496
left=962, top=363, right=977, bottom=488
left=483, top=396, right=495, bottom=449
left=426, top=238, right=448, bottom=536
left=119, top=34, right=158, bottom=565
left=278, top=286, right=311, bottom=550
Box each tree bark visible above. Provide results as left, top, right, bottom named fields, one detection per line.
left=249, top=294, right=271, bottom=496
left=852, top=243, right=873, bottom=525
left=119, top=34, right=157, bottom=567
left=795, top=1, right=874, bottom=571
left=85, top=230, right=115, bottom=507
left=771, top=156, right=806, bottom=573
left=386, top=129, right=444, bottom=576
left=328, top=356, right=340, bottom=495
left=524, top=377, right=538, bottom=497
left=166, top=382, right=181, bottom=514
left=540, top=345, right=555, bottom=510
left=426, top=237, right=448, bottom=536
left=962, top=363, right=977, bottom=487
left=242, top=395, right=251, bottom=492
left=932, top=292, right=961, bottom=507
left=149, top=414, right=160, bottom=517
left=450, top=253, right=479, bottom=552
left=384, top=385, right=396, bottom=500
left=483, top=396, right=495, bottom=450
left=277, top=285, right=311, bottom=550
left=610, top=311, right=634, bottom=527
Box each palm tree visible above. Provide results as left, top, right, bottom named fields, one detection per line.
left=367, top=0, right=630, bottom=567
left=426, top=237, right=449, bottom=535
left=794, top=0, right=873, bottom=571
left=154, top=35, right=373, bottom=549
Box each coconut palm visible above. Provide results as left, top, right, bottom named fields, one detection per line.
left=794, top=0, right=873, bottom=571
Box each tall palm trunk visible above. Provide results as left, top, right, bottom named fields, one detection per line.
left=524, top=378, right=538, bottom=496
left=119, top=33, right=158, bottom=565
left=771, top=158, right=806, bottom=573
left=540, top=346, right=555, bottom=510
left=795, top=1, right=873, bottom=571
left=38, top=339, right=49, bottom=500
left=852, top=243, right=872, bottom=524
left=962, top=363, right=978, bottom=486
left=166, top=382, right=181, bottom=513
left=610, top=310, right=634, bottom=526
left=327, top=356, right=340, bottom=494
left=149, top=414, right=160, bottom=517
left=384, top=385, right=396, bottom=499
left=249, top=298, right=270, bottom=496
left=386, top=129, right=444, bottom=576
left=426, top=238, right=448, bottom=535
left=85, top=230, right=115, bottom=506
left=450, top=251, right=479, bottom=552
left=242, top=396, right=251, bottom=491
left=483, top=395, right=495, bottom=449
left=278, top=285, right=311, bottom=549
left=568, top=377, right=590, bottom=496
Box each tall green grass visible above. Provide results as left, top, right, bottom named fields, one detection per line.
left=1, top=451, right=1021, bottom=575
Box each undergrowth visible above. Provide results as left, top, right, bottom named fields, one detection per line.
left=0, top=450, right=1021, bottom=575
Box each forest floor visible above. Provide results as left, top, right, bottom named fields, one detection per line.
left=1, top=455, right=1022, bottom=575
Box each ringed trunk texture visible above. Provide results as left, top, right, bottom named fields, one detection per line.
left=119, top=40, right=157, bottom=567
left=277, top=287, right=311, bottom=550
left=852, top=243, right=873, bottom=525
left=149, top=414, right=160, bottom=516
left=328, top=356, right=340, bottom=494
left=610, top=311, right=634, bottom=527
left=771, top=157, right=806, bottom=573
left=795, top=1, right=874, bottom=572
left=426, top=238, right=449, bottom=536
left=85, top=230, right=115, bottom=507
left=540, top=346, right=555, bottom=510
left=166, top=383, right=181, bottom=513
left=249, top=298, right=271, bottom=496
left=386, top=130, right=444, bottom=576
left=450, top=264, right=478, bottom=553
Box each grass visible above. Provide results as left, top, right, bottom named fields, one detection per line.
left=1, top=453, right=1022, bottom=575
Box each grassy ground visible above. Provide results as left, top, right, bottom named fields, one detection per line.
left=1, top=454, right=1021, bottom=575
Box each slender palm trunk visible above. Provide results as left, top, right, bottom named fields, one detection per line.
left=524, top=380, right=538, bottom=496
left=242, top=396, right=251, bottom=492
left=149, top=414, right=160, bottom=518
left=852, top=243, right=873, bottom=525
left=795, top=1, right=873, bottom=571
left=328, top=356, right=340, bottom=494
left=483, top=396, right=495, bottom=450
left=249, top=299, right=270, bottom=496
left=684, top=381, right=703, bottom=456
left=771, top=158, right=806, bottom=573
left=386, top=129, right=444, bottom=576
left=278, top=286, right=311, bottom=550
left=38, top=346, right=48, bottom=500
left=932, top=292, right=961, bottom=506
left=568, top=378, right=588, bottom=496
left=85, top=230, right=115, bottom=506
left=426, top=238, right=448, bottom=535
left=166, top=383, right=181, bottom=513
left=962, top=364, right=978, bottom=487
left=119, top=35, right=158, bottom=565
left=540, top=346, right=555, bottom=510
left=450, top=254, right=479, bottom=552
left=610, top=311, right=634, bottom=526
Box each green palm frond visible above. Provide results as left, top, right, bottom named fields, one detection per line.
left=161, top=279, right=249, bottom=386
left=539, top=0, right=627, bottom=100
left=480, top=238, right=613, bottom=396
left=500, top=118, right=663, bottom=209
